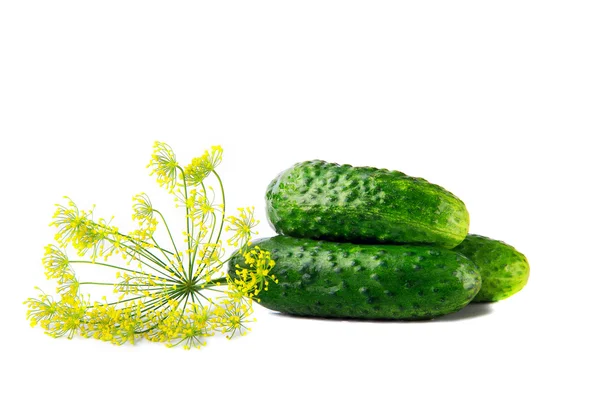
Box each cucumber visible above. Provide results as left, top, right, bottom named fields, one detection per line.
left=266, top=160, right=469, bottom=248
left=454, top=234, right=529, bottom=302
left=228, top=236, right=481, bottom=320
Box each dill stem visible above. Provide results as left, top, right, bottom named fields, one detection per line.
left=213, top=171, right=226, bottom=245
left=190, top=182, right=212, bottom=269
left=123, top=250, right=181, bottom=283
left=154, top=209, right=183, bottom=267
left=176, top=166, right=193, bottom=279
left=151, top=237, right=186, bottom=282
left=87, top=294, right=146, bottom=308
left=69, top=260, right=177, bottom=284
left=79, top=282, right=114, bottom=286
left=197, top=172, right=226, bottom=275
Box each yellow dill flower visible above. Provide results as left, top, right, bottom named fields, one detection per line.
left=57, top=274, right=80, bottom=297
left=87, top=302, right=121, bottom=342
left=231, top=246, right=278, bottom=299
left=148, top=141, right=180, bottom=191
left=45, top=295, right=89, bottom=339
left=150, top=307, right=184, bottom=343
left=184, top=145, right=223, bottom=187
left=132, top=193, right=154, bottom=221
left=24, top=288, right=60, bottom=328
left=193, top=242, right=225, bottom=277
left=187, top=188, right=220, bottom=227
left=207, top=145, right=223, bottom=169
left=129, top=217, right=158, bottom=242
left=51, top=198, right=92, bottom=248
left=214, top=298, right=255, bottom=339
left=51, top=199, right=116, bottom=260
left=112, top=301, right=145, bottom=345
left=73, top=218, right=113, bottom=260
left=99, top=226, right=126, bottom=260
left=225, top=207, right=259, bottom=247
left=166, top=304, right=214, bottom=350
left=43, top=245, right=73, bottom=283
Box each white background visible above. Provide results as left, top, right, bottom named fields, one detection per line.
left=1, top=1, right=599, bottom=399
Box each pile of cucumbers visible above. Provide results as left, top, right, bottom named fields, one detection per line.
left=229, top=160, right=530, bottom=320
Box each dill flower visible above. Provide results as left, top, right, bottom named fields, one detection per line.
left=225, top=207, right=259, bottom=247
left=214, top=297, right=255, bottom=339
left=43, top=245, right=73, bottom=283
left=45, top=294, right=89, bottom=339
left=56, top=275, right=80, bottom=297
left=166, top=303, right=214, bottom=349
left=27, top=142, right=276, bottom=349
left=51, top=200, right=117, bottom=261
left=24, top=288, right=60, bottom=328
left=231, top=246, right=278, bottom=299
left=148, top=141, right=179, bottom=191
left=186, top=187, right=219, bottom=226
left=51, top=199, right=92, bottom=248
left=184, top=145, right=223, bottom=187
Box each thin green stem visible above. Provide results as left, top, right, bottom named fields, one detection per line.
left=176, top=166, right=193, bottom=280
left=196, top=172, right=226, bottom=276
left=121, top=242, right=169, bottom=267
left=193, top=275, right=228, bottom=286
left=86, top=220, right=174, bottom=256
left=190, top=291, right=202, bottom=305
left=69, top=260, right=136, bottom=274
left=113, top=236, right=167, bottom=267
left=208, top=276, right=229, bottom=285
left=154, top=209, right=183, bottom=268
left=104, top=238, right=177, bottom=281
left=194, top=290, right=212, bottom=303
left=116, top=285, right=172, bottom=290
left=123, top=251, right=180, bottom=283
left=213, top=171, right=226, bottom=248
left=86, top=294, right=146, bottom=308
left=69, top=260, right=177, bottom=284
left=151, top=237, right=186, bottom=282
left=176, top=293, right=190, bottom=327
left=202, top=210, right=218, bottom=249
left=189, top=195, right=209, bottom=270
left=138, top=296, right=172, bottom=315
left=190, top=182, right=211, bottom=267
left=190, top=213, right=216, bottom=279
left=195, top=286, right=226, bottom=294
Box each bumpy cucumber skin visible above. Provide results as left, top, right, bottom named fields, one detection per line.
left=454, top=234, right=529, bottom=302
left=266, top=160, right=469, bottom=249
left=228, top=236, right=481, bottom=320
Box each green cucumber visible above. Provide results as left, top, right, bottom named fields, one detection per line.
left=229, top=236, right=481, bottom=320
left=454, top=234, right=529, bottom=302
left=266, top=160, right=469, bottom=248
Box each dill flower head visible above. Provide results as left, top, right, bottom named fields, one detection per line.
left=26, top=141, right=276, bottom=349
left=184, top=145, right=223, bottom=186
left=213, top=297, right=255, bottom=339
left=51, top=199, right=116, bottom=260
left=148, top=141, right=179, bottom=191
left=132, top=193, right=154, bottom=221
left=24, top=288, right=60, bottom=328
left=225, top=207, right=259, bottom=247
left=51, top=198, right=92, bottom=248
left=131, top=193, right=158, bottom=241
left=231, top=246, right=278, bottom=299
left=43, top=245, right=73, bottom=283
